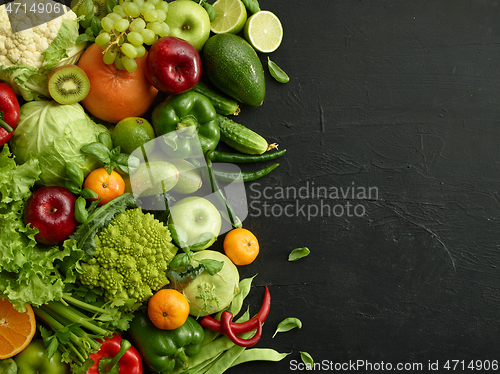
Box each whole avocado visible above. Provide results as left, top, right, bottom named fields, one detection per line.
left=203, top=33, right=265, bottom=107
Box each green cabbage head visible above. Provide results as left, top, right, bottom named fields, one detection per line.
left=10, top=100, right=108, bottom=187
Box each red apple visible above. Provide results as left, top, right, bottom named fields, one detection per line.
left=23, top=186, right=78, bottom=245
left=145, top=36, right=202, bottom=94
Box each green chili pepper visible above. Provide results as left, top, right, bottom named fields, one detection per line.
left=151, top=91, right=220, bottom=156
left=213, top=163, right=280, bottom=182
left=209, top=149, right=286, bottom=163
left=128, top=312, right=205, bottom=373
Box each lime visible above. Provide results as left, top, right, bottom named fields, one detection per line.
left=112, top=117, right=156, bottom=155
left=243, top=10, right=283, bottom=53
left=210, top=0, right=247, bottom=34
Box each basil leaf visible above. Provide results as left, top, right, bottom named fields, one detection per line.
left=198, top=259, right=224, bottom=275
left=168, top=223, right=189, bottom=249
left=65, top=162, right=84, bottom=186
left=81, top=188, right=99, bottom=200
left=268, top=57, right=290, bottom=83
left=272, top=317, right=302, bottom=338
left=288, top=247, right=310, bottom=261
left=300, top=352, right=314, bottom=368
left=98, top=132, right=114, bottom=150
left=65, top=180, right=82, bottom=195
left=169, top=253, right=191, bottom=270
left=74, top=196, right=89, bottom=224
left=81, top=142, right=111, bottom=164
left=189, top=232, right=215, bottom=251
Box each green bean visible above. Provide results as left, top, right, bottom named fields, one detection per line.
left=241, top=0, right=260, bottom=13
left=213, top=163, right=280, bottom=182
left=230, top=348, right=291, bottom=367
left=209, top=149, right=286, bottom=163
left=205, top=344, right=246, bottom=374
left=229, top=275, right=257, bottom=316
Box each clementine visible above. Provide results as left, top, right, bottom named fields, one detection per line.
left=77, top=43, right=158, bottom=123
left=223, top=228, right=259, bottom=265
left=148, top=289, right=190, bottom=330
left=83, top=168, right=125, bottom=206
left=0, top=298, right=36, bottom=359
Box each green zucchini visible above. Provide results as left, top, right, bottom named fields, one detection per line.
left=192, top=81, right=240, bottom=116
left=216, top=114, right=277, bottom=155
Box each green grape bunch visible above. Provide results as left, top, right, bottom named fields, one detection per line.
left=95, top=0, right=170, bottom=72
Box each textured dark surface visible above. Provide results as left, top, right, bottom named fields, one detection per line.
left=216, top=1, right=500, bottom=372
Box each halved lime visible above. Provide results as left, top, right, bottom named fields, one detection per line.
left=243, top=10, right=283, bottom=53
left=210, top=0, right=247, bottom=34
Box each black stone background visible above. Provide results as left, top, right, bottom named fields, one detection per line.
left=4, top=0, right=500, bottom=372
left=214, top=0, right=500, bottom=373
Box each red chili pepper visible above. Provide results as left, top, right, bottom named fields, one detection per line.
left=0, top=82, right=20, bottom=146
left=221, top=311, right=263, bottom=347
left=87, top=334, right=142, bottom=374
left=200, top=286, right=271, bottom=335
left=200, top=287, right=271, bottom=335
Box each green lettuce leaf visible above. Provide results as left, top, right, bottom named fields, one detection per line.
left=0, top=145, right=84, bottom=312
left=0, top=65, right=50, bottom=101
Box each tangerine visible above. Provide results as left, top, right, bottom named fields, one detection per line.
left=77, top=43, right=158, bottom=123
left=148, top=289, right=190, bottom=330
left=0, top=298, right=36, bottom=359
left=83, top=168, right=125, bottom=206
left=223, top=228, right=259, bottom=265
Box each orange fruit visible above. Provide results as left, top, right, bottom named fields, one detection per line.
left=77, top=43, right=158, bottom=123
left=223, top=228, right=259, bottom=265
left=83, top=168, right=125, bottom=206
left=0, top=298, right=36, bottom=359
left=148, top=289, right=190, bottom=330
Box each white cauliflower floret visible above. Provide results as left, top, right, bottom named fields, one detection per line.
left=0, top=0, right=78, bottom=69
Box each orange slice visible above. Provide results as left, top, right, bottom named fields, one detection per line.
left=0, top=298, right=36, bottom=359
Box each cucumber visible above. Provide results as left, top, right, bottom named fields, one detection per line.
left=216, top=114, right=276, bottom=155
left=192, top=81, right=240, bottom=116
left=203, top=33, right=265, bottom=107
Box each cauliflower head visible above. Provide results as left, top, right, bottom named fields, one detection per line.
left=0, top=0, right=86, bottom=100
left=79, top=208, right=178, bottom=310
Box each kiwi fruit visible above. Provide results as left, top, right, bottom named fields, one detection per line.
left=71, top=0, right=106, bottom=19
left=48, top=65, right=91, bottom=105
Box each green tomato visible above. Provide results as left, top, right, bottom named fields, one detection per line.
left=14, top=340, right=69, bottom=374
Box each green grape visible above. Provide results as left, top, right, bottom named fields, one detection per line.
left=130, top=18, right=146, bottom=32
left=103, top=47, right=117, bottom=65
left=133, top=0, right=144, bottom=7
left=121, top=42, right=138, bottom=58
left=101, top=16, right=114, bottom=32
left=95, top=32, right=111, bottom=48
left=147, top=21, right=162, bottom=35
left=139, top=28, right=156, bottom=44
left=147, top=0, right=160, bottom=5
left=123, top=2, right=140, bottom=17
left=107, top=12, right=122, bottom=22
left=122, top=56, right=138, bottom=73
left=143, top=9, right=158, bottom=22
left=136, top=45, right=146, bottom=58
left=155, top=1, right=168, bottom=12
left=156, top=9, right=166, bottom=22
left=139, top=2, right=155, bottom=13
left=114, top=18, right=130, bottom=32
left=112, top=5, right=127, bottom=17
left=158, top=22, right=169, bottom=37
left=127, top=31, right=143, bottom=46
left=115, top=55, right=125, bottom=70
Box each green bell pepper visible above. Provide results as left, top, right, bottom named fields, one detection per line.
left=128, top=311, right=204, bottom=373
left=13, top=340, right=69, bottom=374
left=151, top=91, right=220, bottom=157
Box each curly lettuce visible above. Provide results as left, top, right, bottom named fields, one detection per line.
left=0, top=145, right=83, bottom=312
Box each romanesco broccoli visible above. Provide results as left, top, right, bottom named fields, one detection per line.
left=79, top=208, right=178, bottom=310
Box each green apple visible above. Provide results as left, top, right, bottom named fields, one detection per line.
left=168, top=196, right=222, bottom=250
left=165, top=0, right=211, bottom=51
